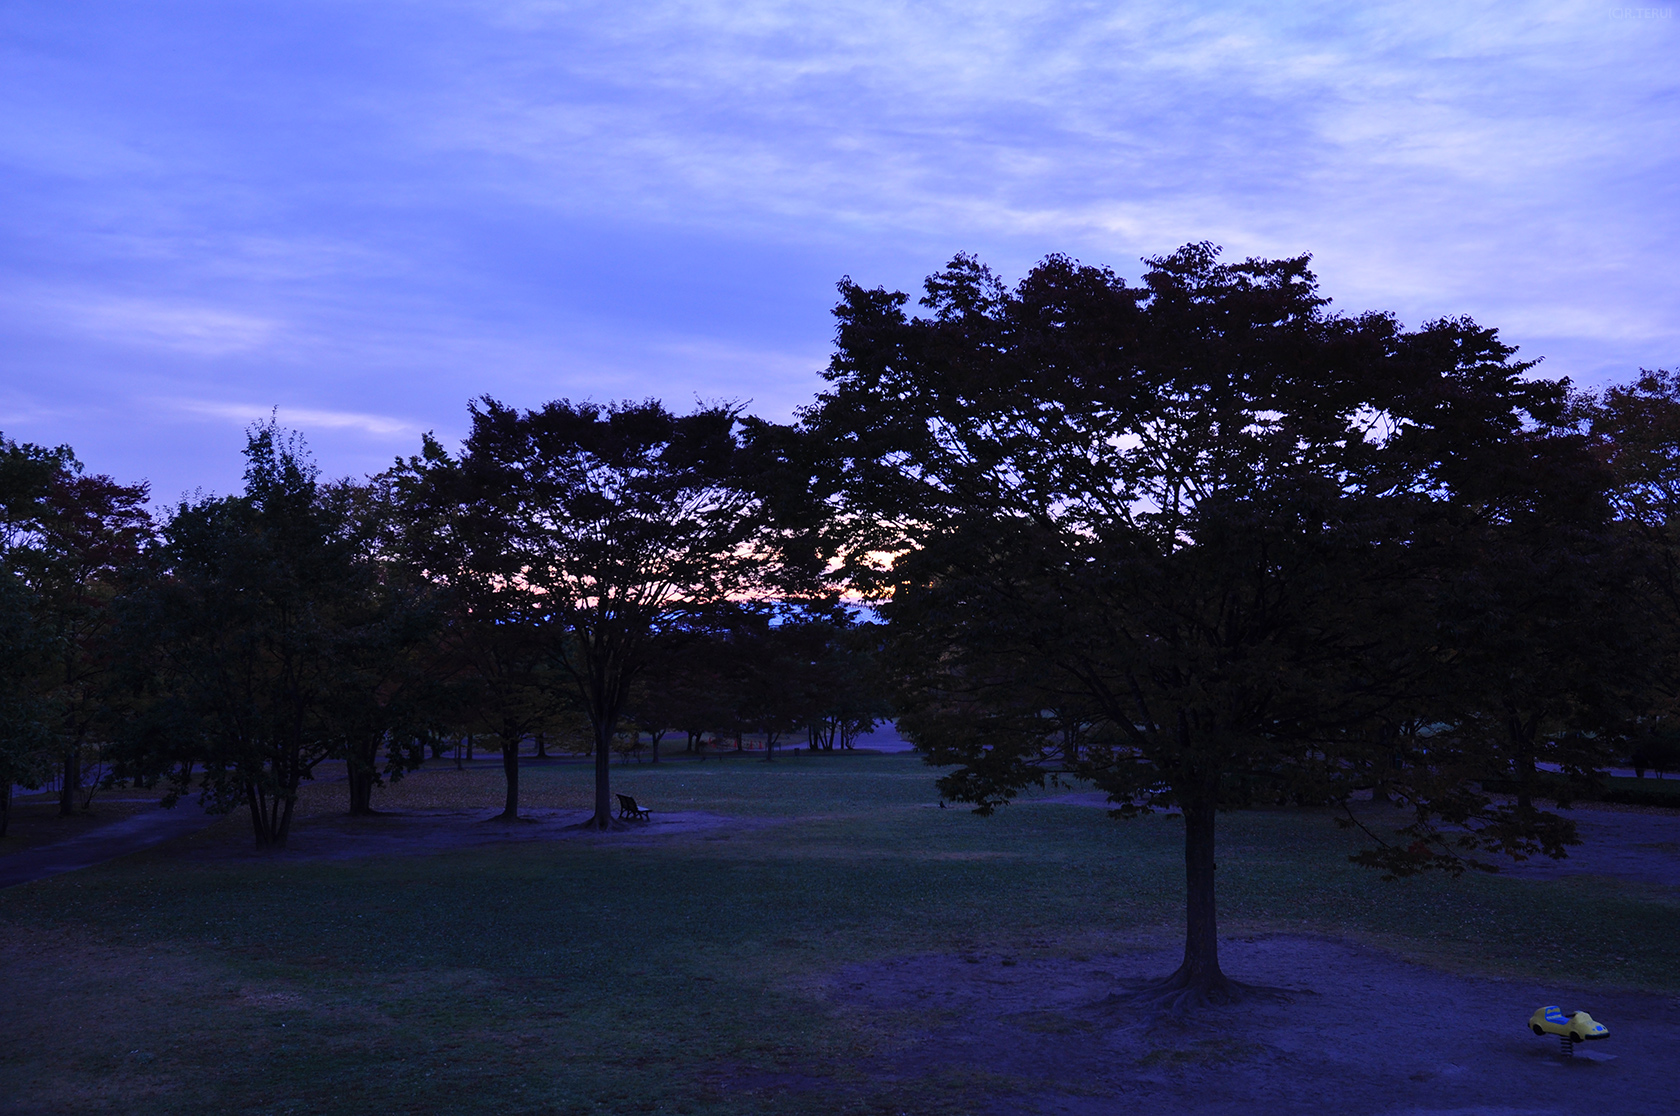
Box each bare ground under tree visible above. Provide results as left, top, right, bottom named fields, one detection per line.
left=813, top=934, right=1679, bottom=1116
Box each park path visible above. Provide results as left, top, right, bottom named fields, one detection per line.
left=0, top=804, right=221, bottom=889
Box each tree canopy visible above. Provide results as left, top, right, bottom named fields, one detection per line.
left=803, top=245, right=1623, bottom=1007
left=397, top=398, right=793, bottom=828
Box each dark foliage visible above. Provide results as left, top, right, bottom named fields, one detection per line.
left=803, top=245, right=1627, bottom=1005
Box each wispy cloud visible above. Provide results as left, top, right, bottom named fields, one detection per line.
left=34, top=294, right=282, bottom=356
left=167, top=400, right=421, bottom=439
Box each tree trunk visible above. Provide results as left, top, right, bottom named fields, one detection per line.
left=59, top=746, right=81, bottom=817
left=593, top=720, right=613, bottom=829
left=277, top=791, right=297, bottom=844
left=650, top=732, right=661, bottom=764
left=1509, top=707, right=1537, bottom=812
left=1095, top=786, right=1256, bottom=1015
left=348, top=764, right=375, bottom=815
left=347, top=736, right=379, bottom=816
left=246, top=782, right=266, bottom=846
left=247, top=781, right=281, bottom=848
left=498, top=734, right=521, bottom=819
left=534, top=732, right=548, bottom=758
left=0, top=782, right=11, bottom=838
left=348, top=767, right=373, bottom=815
left=1177, top=796, right=1224, bottom=991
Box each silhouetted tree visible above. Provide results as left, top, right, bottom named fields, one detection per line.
left=1580, top=368, right=1680, bottom=774
left=807, top=246, right=1600, bottom=1009
left=0, top=571, right=51, bottom=837
left=33, top=471, right=151, bottom=813
left=386, top=432, right=560, bottom=820
left=430, top=398, right=782, bottom=828
left=316, top=477, right=445, bottom=816
left=0, top=434, right=72, bottom=830
left=119, top=423, right=374, bottom=847
left=0, top=434, right=150, bottom=816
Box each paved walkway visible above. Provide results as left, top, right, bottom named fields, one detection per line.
left=0, top=805, right=222, bottom=889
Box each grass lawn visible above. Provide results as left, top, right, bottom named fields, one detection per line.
left=2, top=753, right=1677, bottom=1115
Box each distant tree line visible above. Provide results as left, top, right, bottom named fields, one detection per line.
left=5, top=244, right=1680, bottom=1010
left=0, top=400, right=882, bottom=844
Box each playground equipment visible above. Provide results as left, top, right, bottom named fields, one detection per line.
left=1529, top=1005, right=1609, bottom=1056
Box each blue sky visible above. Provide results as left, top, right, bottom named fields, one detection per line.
left=3, top=1, right=1676, bottom=501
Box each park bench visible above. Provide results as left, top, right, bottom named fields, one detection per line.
left=616, top=793, right=650, bottom=821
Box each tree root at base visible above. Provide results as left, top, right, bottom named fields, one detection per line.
left=1091, top=971, right=1303, bottom=1019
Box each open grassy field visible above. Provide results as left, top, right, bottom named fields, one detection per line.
left=2, top=753, right=1677, bottom=1115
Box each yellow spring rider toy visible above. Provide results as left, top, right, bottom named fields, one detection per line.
left=1529, top=1005, right=1609, bottom=1056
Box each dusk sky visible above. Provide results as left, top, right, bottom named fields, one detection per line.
left=3, top=1, right=1676, bottom=503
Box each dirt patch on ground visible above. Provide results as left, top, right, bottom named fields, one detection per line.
left=820, top=935, right=1680, bottom=1115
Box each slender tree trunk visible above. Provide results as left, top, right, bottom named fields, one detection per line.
left=1516, top=746, right=1535, bottom=812
left=1509, top=707, right=1537, bottom=812
left=347, top=736, right=379, bottom=816
left=498, top=733, right=521, bottom=819
left=594, top=720, right=613, bottom=829
left=650, top=731, right=661, bottom=764
left=534, top=732, right=548, bottom=758
left=0, top=782, right=11, bottom=837
left=277, top=789, right=297, bottom=844
left=247, top=782, right=264, bottom=846
left=247, top=781, right=275, bottom=848
left=59, top=746, right=81, bottom=816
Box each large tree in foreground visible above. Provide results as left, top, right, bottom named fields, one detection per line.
left=423, top=398, right=782, bottom=829
left=806, top=246, right=1606, bottom=1009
